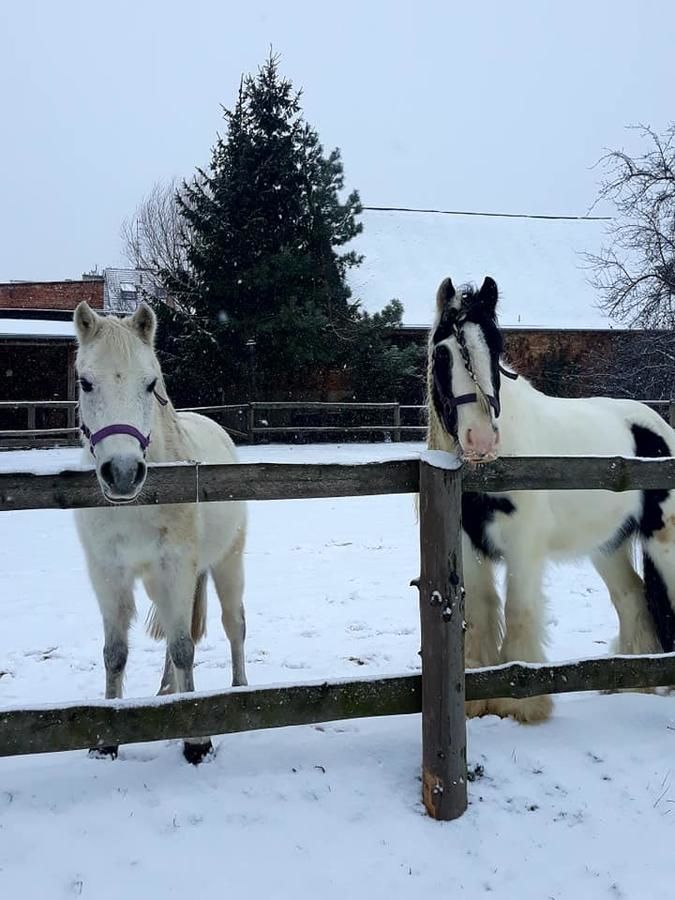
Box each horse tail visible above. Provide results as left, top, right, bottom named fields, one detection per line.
left=145, top=606, right=164, bottom=641
left=191, top=572, right=208, bottom=643
left=643, top=550, right=675, bottom=652
left=144, top=572, right=208, bottom=643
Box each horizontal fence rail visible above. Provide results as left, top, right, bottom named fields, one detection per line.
left=2, top=397, right=672, bottom=448
left=3, top=653, right=675, bottom=758
left=0, top=400, right=427, bottom=447
left=0, top=459, right=421, bottom=511
left=462, top=455, right=675, bottom=493
left=0, top=675, right=422, bottom=759
left=4, top=454, right=675, bottom=512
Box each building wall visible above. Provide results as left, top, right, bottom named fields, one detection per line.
left=503, top=330, right=611, bottom=397
left=0, top=279, right=104, bottom=311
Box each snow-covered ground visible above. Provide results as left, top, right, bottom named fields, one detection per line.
left=1, top=443, right=674, bottom=899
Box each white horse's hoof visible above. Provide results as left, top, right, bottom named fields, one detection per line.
left=486, top=694, right=553, bottom=723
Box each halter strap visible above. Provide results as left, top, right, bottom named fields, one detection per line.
left=499, top=364, right=519, bottom=381
left=433, top=368, right=502, bottom=420
left=80, top=422, right=151, bottom=457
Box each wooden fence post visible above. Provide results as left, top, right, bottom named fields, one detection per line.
left=392, top=403, right=401, bottom=442
left=67, top=346, right=77, bottom=432
left=247, top=404, right=255, bottom=444
left=417, top=456, right=467, bottom=820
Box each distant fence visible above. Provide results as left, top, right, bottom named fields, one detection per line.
left=2, top=397, right=675, bottom=451
left=3, top=454, right=675, bottom=821
left=0, top=400, right=428, bottom=449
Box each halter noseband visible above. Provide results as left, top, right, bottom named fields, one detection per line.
left=79, top=389, right=168, bottom=458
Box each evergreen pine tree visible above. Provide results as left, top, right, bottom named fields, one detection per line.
left=155, top=54, right=366, bottom=403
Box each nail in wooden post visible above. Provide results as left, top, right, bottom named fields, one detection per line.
left=418, top=456, right=467, bottom=820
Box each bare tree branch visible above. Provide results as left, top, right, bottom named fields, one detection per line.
left=587, top=123, right=675, bottom=329
left=121, top=179, right=194, bottom=289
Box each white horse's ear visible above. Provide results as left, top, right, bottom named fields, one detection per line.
left=129, top=302, right=157, bottom=345
left=477, top=276, right=499, bottom=313
left=74, top=302, right=101, bottom=344
left=436, top=277, right=456, bottom=313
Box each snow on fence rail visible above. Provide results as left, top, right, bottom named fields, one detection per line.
left=3, top=454, right=675, bottom=821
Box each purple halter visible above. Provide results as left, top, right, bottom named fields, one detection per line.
left=80, top=389, right=168, bottom=458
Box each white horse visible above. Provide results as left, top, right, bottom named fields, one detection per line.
left=428, top=276, right=675, bottom=723
left=73, top=301, right=247, bottom=763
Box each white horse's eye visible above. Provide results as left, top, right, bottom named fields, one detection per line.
left=79, top=377, right=93, bottom=393
left=147, top=378, right=158, bottom=394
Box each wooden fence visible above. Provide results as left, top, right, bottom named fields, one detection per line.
left=3, top=454, right=675, bottom=821
left=4, top=397, right=675, bottom=450
left=0, top=400, right=427, bottom=449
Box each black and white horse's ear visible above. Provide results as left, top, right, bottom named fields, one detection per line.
left=74, top=302, right=101, bottom=344
left=129, top=302, right=157, bottom=345
left=436, top=277, right=456, bottom=313
left=477, top=276, right=499, bottom=314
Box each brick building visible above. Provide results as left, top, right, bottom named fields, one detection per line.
left=0, top=269, right=167, bottom=443
left=0, top=274, right=103, bottom=441
left=0, top=275, right=103, bottom=311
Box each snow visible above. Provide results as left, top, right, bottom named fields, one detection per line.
left=421, top=448, right=462, bottom=470
left=1, top=442, right=674, bottom=899
left=349, top=209, right=612, bottom=329
left=0, top=318, right=75, bottom=338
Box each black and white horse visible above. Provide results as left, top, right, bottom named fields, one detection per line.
left=428, top=276, right=675, bottom=722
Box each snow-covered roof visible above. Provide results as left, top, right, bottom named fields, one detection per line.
left=104, top=268, right=163, bottom=312
left=348, top=210, right=612, bottom=329
left=0, top=318, right=75, bottom=339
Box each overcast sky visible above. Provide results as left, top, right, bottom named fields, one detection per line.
left=0, top=0, right=673, bottom=282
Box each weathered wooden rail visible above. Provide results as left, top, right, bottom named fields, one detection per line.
left=3, top=395, right=673, bottom=449
left=2, top=452, right=675, bottom=821
left=3, top=454, right=675, bottom=512
left=0, top=400, right=427, bottom=448
left=3, top=653, right=675, bottom=759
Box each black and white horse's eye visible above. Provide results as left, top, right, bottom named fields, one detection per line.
left=147, top=378, right=158, bottom=394
left=79, top=377, right=93, bottom=393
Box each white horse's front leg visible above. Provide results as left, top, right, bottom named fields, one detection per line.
left=146, top=560, right=213, bottom=764
left=87, top=563, right=136, bottom=758
left=487, top=544, right=552, bottom=723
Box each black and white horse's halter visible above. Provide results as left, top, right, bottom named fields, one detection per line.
left=79, top=388, right=169, bottom=458
left=434, top=315, right=517, bottom=422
